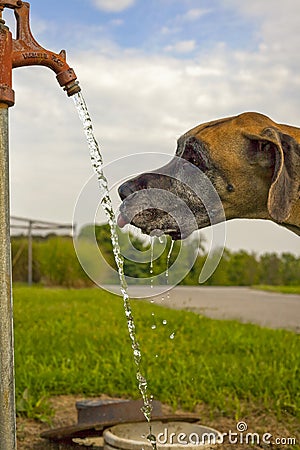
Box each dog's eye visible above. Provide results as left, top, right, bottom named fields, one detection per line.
left=182, top=137, right=209, bottom=171
left=185, top=149, right=207, bottom=170
left=188, top=156, right=198, bottom=166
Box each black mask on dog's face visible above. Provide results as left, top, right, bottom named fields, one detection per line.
left=118, top=138, right=225, bottom=240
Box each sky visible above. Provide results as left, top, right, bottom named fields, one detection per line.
left=4, top=0, right=300, bottom=256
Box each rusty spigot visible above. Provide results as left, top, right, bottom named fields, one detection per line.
left=0, top=0, right=81, bottom=107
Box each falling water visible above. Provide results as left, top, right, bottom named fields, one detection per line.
left=165, top=239, right=175, bottom=282
left=72, top=92, right=155, bottom=431
left=149, top=236, right=154, bottom=289
left=165, top=239, right=175, bottom=300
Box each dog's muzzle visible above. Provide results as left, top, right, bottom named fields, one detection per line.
left=117, top=144, right=225, bottom=239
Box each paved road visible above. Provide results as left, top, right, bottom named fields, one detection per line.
left=127, top=286, right=300, bottom=332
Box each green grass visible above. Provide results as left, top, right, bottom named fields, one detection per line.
left=13, top=286, right=300, bottom=422
left=252, top=285, right=300, bottom=295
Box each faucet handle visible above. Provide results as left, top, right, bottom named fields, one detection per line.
left=0, top=0, right=80, bottom=105
left=15, top=1, right=81, bottom=96
left=0, top=1, right=23, bottom=10
left=0, top=0, right=22, bottom=23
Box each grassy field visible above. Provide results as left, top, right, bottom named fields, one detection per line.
left=13, top=286, right=299, bottom=424
left=253, top=285, right=300, bottom=295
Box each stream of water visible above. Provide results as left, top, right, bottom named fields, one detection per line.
left=150, top=236, right=154, bottom=289
left=166, top=239, right=175, bottom=283
left=72, top=91, right=156, bottom=446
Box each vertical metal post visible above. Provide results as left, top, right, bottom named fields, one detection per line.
left=27, top=219, right=32, bottom=285
left=0, top=103, right=17, bottom=450
left=0, top=4, right=80, bottom=449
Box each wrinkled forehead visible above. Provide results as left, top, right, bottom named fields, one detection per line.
left=176, top=112, right=277, bottom=156
left=175, top=117, right=241, bottom=159
left=175, top=112, right=278, bottom=173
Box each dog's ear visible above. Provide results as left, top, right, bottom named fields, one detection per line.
left=244, top=127, right=300, bottom=222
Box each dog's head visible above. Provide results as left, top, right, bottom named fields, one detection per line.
left=118, top=112, right=300, bottom=239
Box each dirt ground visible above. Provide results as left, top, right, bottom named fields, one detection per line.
left=17, top=395, right=299, bottom=449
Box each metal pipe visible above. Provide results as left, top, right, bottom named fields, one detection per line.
left=0, top=3, right=81, bottom=447
left=0, top=103, right=16, bottom=450
left=27, top=219, right=32, bottom=286
left=11, top=215, right=73, bottom=227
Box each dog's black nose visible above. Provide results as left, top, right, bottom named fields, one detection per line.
left=118, top=180, right=136, bottom=200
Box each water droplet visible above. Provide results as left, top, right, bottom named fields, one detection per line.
left=151, top=325, right=156, bottom=330
left=162, top=320, right=167, bottom=325
left=147, top=427, right=157, bottom=450
left=170, top=332, right=175, bottom=339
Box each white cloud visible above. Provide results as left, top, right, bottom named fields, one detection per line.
left=165, top=40, right=196, bottom=54
left=8, top=1, right=300, bottom=255
left=110, top=18, right=124, bottom=26
left=226, top=0, right=300, bottom=63
left=182, top=8, right=211, bottom=21
left=160, top=7, right=211, bottom=42
left=11, top=42, right=300, bottom=215
left=92, top=0, right=135, bottom=13
left=161, top=26, right=181, bottom=36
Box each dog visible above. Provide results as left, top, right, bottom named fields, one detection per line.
left=117, top=112, right=300, bottom=239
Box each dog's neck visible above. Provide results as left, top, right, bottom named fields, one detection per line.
left=283, top=199, right=300, bottom=236
left=283, top=223, right=300, bottom=236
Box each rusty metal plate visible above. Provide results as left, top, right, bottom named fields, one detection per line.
left=76, top=399, right=162, bottom=425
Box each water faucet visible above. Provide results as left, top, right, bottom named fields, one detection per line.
left=0, top=4, right=82, bottom=449
left=0, top=0, right=81, bottom=107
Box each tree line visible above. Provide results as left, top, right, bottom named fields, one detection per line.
left=11, top=224, right=300, bottom=287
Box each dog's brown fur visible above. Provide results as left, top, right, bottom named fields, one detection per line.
left=186, top=112, right=300, bottom=234
left=118, top=112, right=300, bottom=238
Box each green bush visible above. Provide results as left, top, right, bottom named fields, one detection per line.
left=12, top=235, right=92, bottom=287
left=11, top=226, right=300, bottom=287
